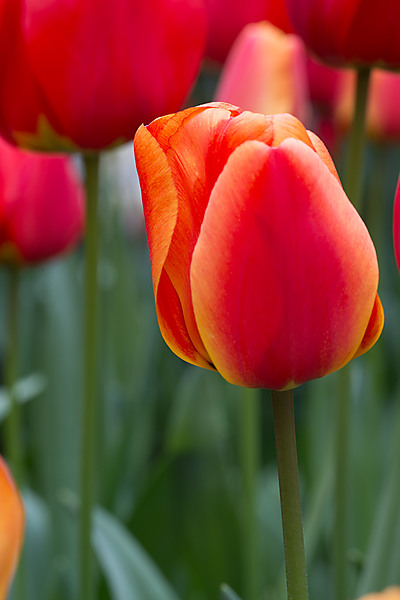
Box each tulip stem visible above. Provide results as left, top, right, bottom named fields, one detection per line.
left=5, top=266, right=23, bottom=483
left=240, top=388, right=260, bottom=600
left=80, top=153, right=100, bottom=600
left=334, top=366, right=351, bottom=600
left=345, top=67, right=371, bottom=211
left=271, top=389, right=308, bottom=600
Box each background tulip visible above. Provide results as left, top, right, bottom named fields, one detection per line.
left=0, top=457, right=24, bottom=600
left=286, top=0, right=400, bottom=68
left=358, top=589, right=400, bottom=600
left=204, top=0, right=293, bottom=63
left=214, top=22, right=310, bottom=124
left=0, top=0, right=206, bottom=152
left=0, top=136, right=85, bottom=264
left=134, top=103, right=383, bottom=390
left=337, top=69, right=400, bottom=142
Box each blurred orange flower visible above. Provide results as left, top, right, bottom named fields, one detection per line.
left=0, top=457, right=24, bottom=600
left=358, top=588, right=400, bottom=600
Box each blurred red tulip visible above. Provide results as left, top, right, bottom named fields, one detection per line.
left=0, top=136, right=85, bottom=265
left=204, top=0, right=293, bottom=63
left=337, top=69, right=400, bottom=142
left=0, top=0, right=206, bottom=152
left=214, top=22, right=309, bottom=124
left=134, top=103, right=383, bottom=390
left=0, top=457, right=24, bottom=600
left=286, top=0, right=400, bottom=67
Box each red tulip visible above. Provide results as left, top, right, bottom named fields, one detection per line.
left=204, top=0, right=293, bottom=63
left=0, top=457, right=24, bottom=600
left=0, top=0, right=206, bottom=152
left=214, top=22, right=310, bottom=124
left=286, top=0, right=400, bottom=68
left=134, top=103, right=383, bottom=390
left=0, top=136, right=85, bottom=265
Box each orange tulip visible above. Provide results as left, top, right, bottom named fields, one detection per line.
left=134, top=103, right=383, bottom=390
left=358, top=588, right=400, bottom=600
left=0, top=457, right=24, bottom=600
left=214, top=22, right=310, bottom=124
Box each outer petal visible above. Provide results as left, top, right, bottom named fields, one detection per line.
left=0, top=457, right=24, bottom=600
left=23, top=0, right=206, bottom=150
left=191, top=138, right=380, bottom=389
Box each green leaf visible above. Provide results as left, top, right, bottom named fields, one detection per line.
left=0, top=373, right=46, bottom=422
left=220, top=584, right=242, bottom=600
left=92, top=507, right=181, bottom=600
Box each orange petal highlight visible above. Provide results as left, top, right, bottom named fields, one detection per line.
left=0, top=457, right=24, bottom=600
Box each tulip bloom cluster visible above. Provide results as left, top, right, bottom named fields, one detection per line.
left=134, top=103, right=383, bottom=390
left=0, top=0, right=206, bottom=152
left=0, top=136, right=85, bottom=265
left=0, top=457, right=24, bottom=600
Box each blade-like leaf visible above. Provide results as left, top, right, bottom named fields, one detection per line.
left=220, top=584, right=242, bottom=600
left=92, top=507, right=181, bottom=600
left=0, top=374, right=46, bottom=422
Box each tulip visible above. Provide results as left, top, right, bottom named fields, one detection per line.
left=358, top=589, right=400, bottom=600
left=134, top=102, right=383, bottom=390
left=204, top=0, right=293, bottom=63
left=337, top=69, right=400, bottom=142
left=214, top=22, right=310, bottom=124
left=0, top=457, right=24, bottom=600
left=0, top=0, right=206, bottom=152
left=0, top=136, right=85, bottom=264
left=286, top=0, right=400, bottom=68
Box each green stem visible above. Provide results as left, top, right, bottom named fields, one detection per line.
left=240, top=388, right=260, bottom=600
left=5, top=266, right=22, bottom=482
left=333, top=67, right=371, bottom=600
left=334, top=367, right=351, bottom=600
left=345, top=67, right=371, bottom=211
left=80, top=154, right=100, bottom=600
left=271, top=389, right=308, bottom=600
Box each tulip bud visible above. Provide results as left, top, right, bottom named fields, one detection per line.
left=0, top=0, right=206, bottom=152
left=134, top=103, right=383, bottom=390
left=214, top=22, right=310, bottom=124
left=0, top=136, right=85, bottom=265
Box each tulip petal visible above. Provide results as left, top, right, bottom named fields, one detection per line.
left=191, top=138, right=379, bottom=389
left=352, top=294, right=384, bottom=359
left=134, top=123, right=213, bottom=369
left=0, top=457, right=24, bottom=600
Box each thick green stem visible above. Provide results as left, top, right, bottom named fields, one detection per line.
left=345, top=67, right=371, bottom=211
left=271, top=389, right=308, bottom=600
left=80, top=154, right=100, bottom=600
left=5, top=267, right=22, bottom=482
left=334, top=367, right=351, bottom=600
left=240, top=388, right=260, bottom=600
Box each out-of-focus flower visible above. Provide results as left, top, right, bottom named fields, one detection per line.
left=0, top=457, right=24, bottom=600
left=337, top=69, right=400, bottom=142
left=286, top=0, right=400, bottom=68
left=204, top=0, right=293, bottom=63
left=214, top=22, right=309, bottom=124
left=358, top=588, right=400, bottom=600
left=0, top=136, right=85, bottom=265
left=0, top=0, right=206, bottom=152
left=134, top=102, right=383, bottom=390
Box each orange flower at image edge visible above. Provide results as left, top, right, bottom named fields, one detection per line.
left=134, top=103, right=383, bottom=390
left=359, top=588, right=400, bottom=600
left=0, top=457, right=24, bottom=600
